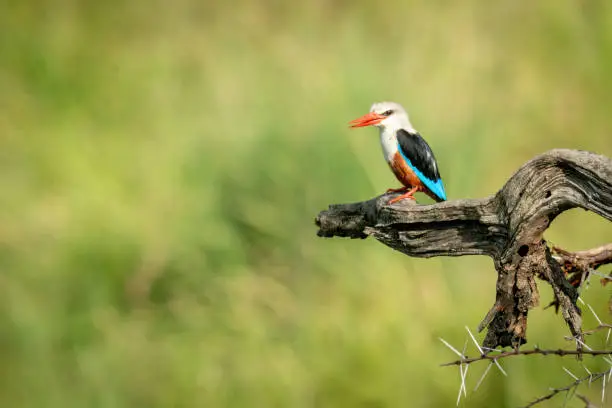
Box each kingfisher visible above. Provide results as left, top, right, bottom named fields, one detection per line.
left=349, top=101, right=447, bottom=204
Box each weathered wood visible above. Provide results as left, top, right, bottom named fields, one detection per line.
left=553, top=243, right=612, bottom=272
left=316, top=149, right=612, bottom=349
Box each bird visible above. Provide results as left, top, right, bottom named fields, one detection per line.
left=349, top=101, right=447, bottom=204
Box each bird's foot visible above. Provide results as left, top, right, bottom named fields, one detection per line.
left=386, top=186, right=408, bottom=194
left=388, top=186, right=419, bottom=205
left=388, top=194, right=416, bottom=204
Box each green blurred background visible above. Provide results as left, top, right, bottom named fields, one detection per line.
left=2, top=1, right=612, bottom=407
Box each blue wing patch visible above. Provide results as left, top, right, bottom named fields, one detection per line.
left=397, top=145, right=447, bottom=201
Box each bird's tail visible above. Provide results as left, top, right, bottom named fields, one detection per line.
left=425, top=189, right=446, bottom=203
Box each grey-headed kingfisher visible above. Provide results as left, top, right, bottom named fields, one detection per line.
left=349, top=102, right=447, bottom=204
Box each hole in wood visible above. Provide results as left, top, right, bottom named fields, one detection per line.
left=518, top=245, right=529, bottom=257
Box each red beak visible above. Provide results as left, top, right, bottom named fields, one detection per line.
left=349, top=112, right=385, bottom=128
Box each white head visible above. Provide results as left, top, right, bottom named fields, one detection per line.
left=349, top=101, right=415, bottom=132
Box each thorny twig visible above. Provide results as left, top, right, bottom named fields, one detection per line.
left=521, top=369, right=611, bottom=408
left=442, top=314, right=612, bottom=406
left=441, top=347, right=612, bottom=367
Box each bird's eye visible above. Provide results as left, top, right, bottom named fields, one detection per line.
left=382, top=110, right=393, bottom=116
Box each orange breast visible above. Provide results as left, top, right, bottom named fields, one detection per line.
left=389, top=151, right=423, bottom=188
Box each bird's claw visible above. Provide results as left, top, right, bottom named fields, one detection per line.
left=388, top=195, right=416, bottom=205
left=387, top=186, right=420, bottom=205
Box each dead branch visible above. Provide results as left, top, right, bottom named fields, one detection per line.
left=316, top=149, right=612, bottom=349
left=553, top=243, right=612, bottom=288
left=553, top=244, right=612, bottom=270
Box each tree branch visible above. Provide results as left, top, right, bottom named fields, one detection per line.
left=440, top=347, right=612, bottom=367
left=552, top=243, right=612, bottom=288
left=522, top=370, right=610, bottom=408
left=316, top=149, right=612, bottom=349
left=553, top=244, right=612, bottom=270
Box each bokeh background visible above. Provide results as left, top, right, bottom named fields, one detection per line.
left=2, top=1, right=612, bottom=407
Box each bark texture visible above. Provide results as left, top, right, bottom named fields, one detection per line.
left=316, top=149, right=612, bottom=349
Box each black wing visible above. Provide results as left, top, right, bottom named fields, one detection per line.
left=396, top=129, right=442, bottom=183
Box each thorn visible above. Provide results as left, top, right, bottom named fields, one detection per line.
left=493, top=359, right=507, bottom=377
left=563, top=367, right=579, bottom=381
left=459, top=340, right=469, bottom=399
left=575, top=337, right=593, bottom=351
left=591, top=270, right=612, bottom=281
left=602, top=372, right=606, bottom=403
left=456, top=378, right=463, bottom=406
left=456, top=364, right=468, bottom=406
left=465, top=326, right=484, bottom=355
left=459, top=363, right=469, bottom=398
left=586, top=269, right=593, bottom=287
left=588, top=304, right=603, bottom=326
left=440, top=338, right=464, bottom=358
left=474, top=361, right=493, bottom=391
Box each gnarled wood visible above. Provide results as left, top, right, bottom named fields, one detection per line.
left=553, top=243, right=612, bottom=275
left=316, top=149, right=612, bottom=349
